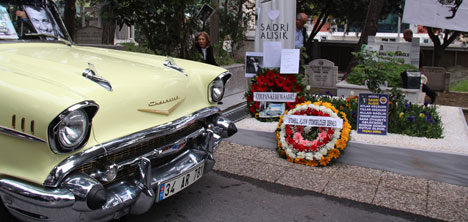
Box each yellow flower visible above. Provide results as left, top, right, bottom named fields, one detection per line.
left=342, top=135, right=349, bottom=142
left=319, top=156, right=331, bottom=166
left=399, top=112, right=404, bottom=118
left=342, top=128, right=351, bottom=137
left=419, top=113, right=426, bottom=118
left=255, top=113, right=259, bottom=118
left=329, top=149, right=341, bottom=159
left=323, top=102, right=333, bottom=109
left=340, top=112, right=347, bottom=119
left=277, top=141, right=282, bottom=149
left=336, top=139, right=347, bottom=150
left=340, top=105, right=344, bottom=110
left=295, top=158, right=306, bottom=165
left=306, top=101, right=312, bottom=105
left=287, top=156, right=293, bottom=162
left=306, top=160, right=319, bottom=167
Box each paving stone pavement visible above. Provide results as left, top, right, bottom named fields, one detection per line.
left=213, top=141, right=468, bottom=222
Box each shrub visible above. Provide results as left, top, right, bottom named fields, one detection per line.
left=346, top=51, right=418, bottom=93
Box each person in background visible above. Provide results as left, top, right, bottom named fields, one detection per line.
left=195, top=31, right=218, bottom=66
left=403, top=29, right=437, bottom=104
left=295, top=13, right=308, bottom=49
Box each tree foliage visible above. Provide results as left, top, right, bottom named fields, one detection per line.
left=103, top=0, right=210, bottom=58
left=297, top=0, right=403, bottom=60
left=217, top=0, right=254, bottom=54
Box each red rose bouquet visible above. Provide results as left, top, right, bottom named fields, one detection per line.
left=245, top=68, right=306, bottom=121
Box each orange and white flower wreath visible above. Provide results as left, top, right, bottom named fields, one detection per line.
left=276, top=101, right=352, bottom=167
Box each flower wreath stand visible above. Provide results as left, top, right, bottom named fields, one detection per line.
left=245, top=68, right=306, bottom=121
left=276, top=101, right=352, bottom=167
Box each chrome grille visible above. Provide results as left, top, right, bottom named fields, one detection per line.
left=75, top=122, right=203, bottom=185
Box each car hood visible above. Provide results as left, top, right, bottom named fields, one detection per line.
left=1, top=43, right=226, bottom=145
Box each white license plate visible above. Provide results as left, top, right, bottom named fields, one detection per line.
left=157, top=162, right=204, bottom=202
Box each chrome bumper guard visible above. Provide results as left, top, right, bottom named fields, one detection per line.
left=0, top=109, right=237, bottom=222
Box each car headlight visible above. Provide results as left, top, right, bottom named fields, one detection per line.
left=209, top=71, right=232, bottom=103
left=210, top=79, right=225, bottom=103
left=48, top=101, right=98, bottom=154
left=58, top=110, right=89, bottom=149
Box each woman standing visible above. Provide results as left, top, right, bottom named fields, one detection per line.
left=195, top=32, right=218, bottom=66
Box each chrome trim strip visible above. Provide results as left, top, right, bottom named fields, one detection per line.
left=208, top=71, right=232, bottom=103
left=0, top=178, right=74, bottom=208
left=44, top=107, right=220, bottom=187
left=0, top=126, right=46, bottom=143
left=114, top=128, right=204, bottom=171
left=48, top=101, right=99, bottom=154
left=164, top=56, right=187, bottom=76
left=218, top=71, right=233, bottom=85
left=82, top=63, right=113, bottom=92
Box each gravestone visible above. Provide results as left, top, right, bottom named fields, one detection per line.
left=306, top=59, right=338, bottom=88
left=367, top=36, right=420, bottom=67
left=76, top=26, right=103, bottom=44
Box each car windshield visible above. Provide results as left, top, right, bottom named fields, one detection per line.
left=0, top=0, right=71, bottom=41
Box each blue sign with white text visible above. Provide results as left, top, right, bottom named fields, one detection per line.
left=357, top=94, right=389, bottom=135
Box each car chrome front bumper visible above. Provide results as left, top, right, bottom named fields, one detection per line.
left=0, top=109, right=237, bottom=222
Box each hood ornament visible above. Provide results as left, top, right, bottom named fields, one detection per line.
left=138, top=96, right=186, bottom=115
left=164, top=56, right=187, bottom=76
left=82, top=63, right=113, bottom=92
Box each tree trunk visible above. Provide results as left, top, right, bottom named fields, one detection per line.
left=305, top=10, right=329, bottom=61
left=210, top=0, right=220, bottom=54
left=356, top=0, right=385, bottom=46
left=427, top=28, right=460, bottom=66
left=64, top=0, right=77, bottom=41
left=346, top=0, right=385, bottom=73
left=101, top=20, right=115, bottom=45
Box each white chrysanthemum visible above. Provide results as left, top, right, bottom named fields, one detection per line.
left=286, top=148, right=296, bottom=158
left=330, top=138, right=337, bottom=146
left=314, top=153, right=323, bottom=160
left=320, top=148, right=328, bottom=155
left=305, top=152, right=314, bottom=160
left=280, top=137, right=286, bottom=146
left=297, top=152, right=306, bottom=159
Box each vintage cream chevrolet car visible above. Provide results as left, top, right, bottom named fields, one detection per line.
left=0, top=1, right=237, bottom=221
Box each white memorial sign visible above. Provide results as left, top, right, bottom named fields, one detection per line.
left=254, top=92, right=296, bottom=102
left=284, top=115, right=343, bottom=129
left=263, top=41, right=282, bottom=68
left=255, top=0, right=296, bottom=52
left=280, top=49, right=300, bottom=74
left=403, top=0, right=468, bottom=32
